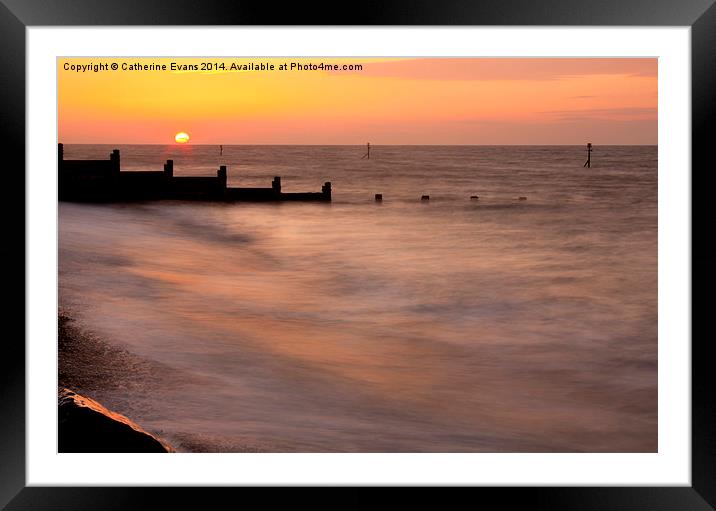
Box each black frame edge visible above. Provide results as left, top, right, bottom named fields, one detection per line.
left=1, top=0, right=715, bottom=26
left=692, top=0, right=716, bottom=508
left=2, top=487, right=716, bottom=511
left=0, top=0, right=26, bottom=510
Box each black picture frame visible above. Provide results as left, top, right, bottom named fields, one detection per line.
left=1, top=0, right=712, bottom=507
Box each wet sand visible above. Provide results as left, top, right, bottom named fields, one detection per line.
left=58, top=311, right=272, bottom=452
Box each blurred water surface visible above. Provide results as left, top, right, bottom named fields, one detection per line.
left=59, top=144, right=657, bottom=452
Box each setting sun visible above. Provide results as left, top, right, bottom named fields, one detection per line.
left=175, top=132, right=190, bottom=144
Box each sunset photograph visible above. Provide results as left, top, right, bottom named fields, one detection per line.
left=57, top=57, right=657, bottom=453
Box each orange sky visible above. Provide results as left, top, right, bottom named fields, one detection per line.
left=58, top=57, right=657, bottom=145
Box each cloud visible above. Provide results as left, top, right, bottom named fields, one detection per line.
left=541, top=107, right=657, bottom=121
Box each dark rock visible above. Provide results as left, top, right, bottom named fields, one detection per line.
left=58, top=388, right=173, bottom=453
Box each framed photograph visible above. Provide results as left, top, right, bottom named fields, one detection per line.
left=2, top=0, right=712, bottom=507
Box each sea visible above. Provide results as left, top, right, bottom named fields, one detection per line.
left=58, top=144, right=658, bottom=452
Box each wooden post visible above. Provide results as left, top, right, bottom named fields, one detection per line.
left=421, top=195, right=430, bottom=201
left=217, top=165, right=227, bottom=194
left=110, top=149, right=120, bottom=173
left=322, top=181, right=332, bottom=200
left=163, top=159, right=174, bottom=178
left=375, top=193, right=383, bottom=202
left=272, top=176, right=282, bottom=194
left=584, top=143, right=592, bottom=168
left=361, top=142, right=371, bottom=159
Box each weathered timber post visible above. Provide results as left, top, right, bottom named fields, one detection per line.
left=322, top=182, right=332, bottom=201
left=375, top=193, right=383, bottom=202
left=161, top=160, right=174, bottom=198
left=110, top=149, right=120, bottom=173
left=361, top=142, right=371, bottom=159
left=272, top=176, right=282, bottom=195
left=583, top=143, right=592, bottom=168
left=217, top=165, right=227, bottom=197
left=421, top=195, right=430, bottom=201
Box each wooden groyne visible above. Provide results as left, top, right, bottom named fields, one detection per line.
left=58, top=144, right=331, bottom=203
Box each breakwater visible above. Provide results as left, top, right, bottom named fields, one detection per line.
left=58, top=143, right=331, bottom=202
